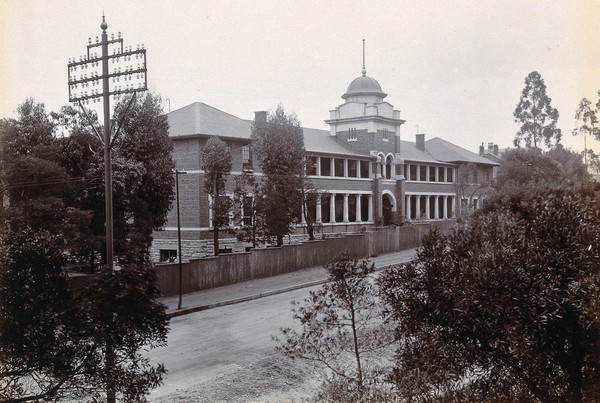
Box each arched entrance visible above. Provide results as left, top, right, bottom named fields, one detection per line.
left=382, top=193, right=394, bottom=225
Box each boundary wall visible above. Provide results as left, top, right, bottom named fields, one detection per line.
left=155, top=221, right=454, bottom=297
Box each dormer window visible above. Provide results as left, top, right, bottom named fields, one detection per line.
left=348, top=128, right=357, bottom=141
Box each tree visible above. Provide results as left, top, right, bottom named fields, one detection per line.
left=77, top=254, right=168, bottom=402
left=494, top=148, right=566, bottom=194
left=573, top=93, right=600, bottom=171
left=454, top=162, right=492, bottom=218
left=514, top=71, right=562, bottom=149
left=300, top=157, right=321, bottom=241
left=201, top=136, right=233, bottom=255
left=233, top=171, right=264, bottom=248
left=275, top=254, right=394, bottom=401
left=0, top=228, right=86, bottom=402
left=546, top=144, right=590, bottom=183
left=0, top=97, right=171, bottom=401
left=378, top=187, right=600, bottom=402
left=252, top=105, right=305, bottom=246
left=108, top=93, right=175, bottom=259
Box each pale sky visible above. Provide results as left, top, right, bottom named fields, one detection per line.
left=2, top=0, right=599, bottom=154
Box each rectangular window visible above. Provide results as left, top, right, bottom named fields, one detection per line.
left=410, top=165, right=417, bottom=181
left=306, top=156, right=317, bottom=176
left=159, top=249, right=177, bottom=263
left=447, top=168, right=454, bottom=182
left=360, top=160, right=370, bottom=178
left=320, top=157, right=331, bottom=176
left=242, top=145, right=250, bottom=163
left=348, top=128, right=357, bottom=141
left=382, top=128, right=389, bottom=141
left=348, top=160, right=357, bottom=177
left=438, top=166, right=445, bottom=182
left=334, top=158, right=345, bottom=177
left=429, top=166, right=436, bottom=182
left=419, top=165, right=427, bottom=181
left=473, top=170, right=479, bottom=184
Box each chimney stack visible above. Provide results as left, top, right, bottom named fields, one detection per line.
left=416, top=133, right=425, bottom=151
left=254, top=111, right=267, bottom=124
left=479, top=142, right=485, bottom=156
left=494, top=144, right=499, bottom=156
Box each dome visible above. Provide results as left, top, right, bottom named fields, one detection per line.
left=342, top=75, right=387, bottom=99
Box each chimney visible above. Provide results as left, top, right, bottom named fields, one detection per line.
left=494, top=144, right=499, bottom=156
left=416, top=133, right=425, bottom=151
left=479, top=142, right=485, bottom=156
left=254, top=111, right=267, bottom=124
left=488, top=142, right=494, bottom=151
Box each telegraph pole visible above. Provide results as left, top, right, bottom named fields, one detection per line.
left=67, top=16, right=147, bottom=270
left=174, top=169, right=187, bottom=310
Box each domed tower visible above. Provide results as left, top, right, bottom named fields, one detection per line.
left=325, top=43, right=404, bottom=156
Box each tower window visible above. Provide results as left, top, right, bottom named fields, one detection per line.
left=348, top=128, right=357, bottom=141
left=382, top=128, right=389, bottom=141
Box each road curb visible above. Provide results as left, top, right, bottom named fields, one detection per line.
left=165, top=261, right=404, bottom=319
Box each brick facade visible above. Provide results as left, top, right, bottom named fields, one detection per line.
left=150, top=70, right=498, bottom=262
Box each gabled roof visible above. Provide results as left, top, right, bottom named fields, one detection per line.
left=399, top=140, right=449, bottom=164
left=303, top=127, right=370, bottom=158
left=167, top=102, right=252, bottom=139
left=426, top=137, right=499, bottom=166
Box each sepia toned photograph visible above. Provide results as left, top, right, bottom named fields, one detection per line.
left=1, top=1, right=599, bottom=401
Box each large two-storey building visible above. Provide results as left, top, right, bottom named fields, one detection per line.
left=151, top=65, right=497, bottom=261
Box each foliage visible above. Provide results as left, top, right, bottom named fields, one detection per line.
left=300, top=157, right=322, bottom=241
left=78, top=255, right=168, bottom=402
left=0, top=100, right=99, bottom=267
left=252, top=105, right=305, bottom=246
left=454, top=162, right=492, bottom=218
left=108, top=93, right=175, bottom=258
left=573, top=93, right=600, bottom=173
left=546, top=144, right=591, bottom=183
left=0, top=95, right=174, bottom=269
left=378, top=187, right=600, bottom=402
left=275, top=254, right=395, bottom=402
left=233, top=171, right=264, bottom=248
left=573, top=95, right=600, bottom=142
left=201, top=136, right=233, bottom=255
left=0, top=228, right=85, bottom=402
left=494, top=148, right=569, bottom=194
left=0, top=97, right=171, bottom=401
left=513, top=71, right=561, bottom=149
left=0, top=229, right=168, bottom=402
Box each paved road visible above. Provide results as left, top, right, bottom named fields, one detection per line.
left=148, top=287, right=315, bottom=402
left=148, top=250, right=417, bottom=402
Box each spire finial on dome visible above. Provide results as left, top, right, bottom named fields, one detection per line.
left=361, top=39, right=366, bottom=76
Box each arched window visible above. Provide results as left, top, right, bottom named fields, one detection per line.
left=378, top=153, right=385, bottom=178
left=385, top=155, right=393, bottom=179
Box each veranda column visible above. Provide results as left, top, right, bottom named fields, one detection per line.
left=316, top=194, right=322, bottom=223
left=405, top=195, right=411, bottom=220
left=425, top=196, right=430, bottom=220
left=434, top=196, right=439, bottom=219
left=316, top=156, right=321, bottom=176
left=415, top=195, right=421, bottom=219
left=368, top=194, right=374, bottom=222
left=355, top=194, right=362, bottom=223
left=451, top=196, right=456, bottom=218
left=301, top=201, right=306, bottom=224
left=443, top=196, right=448, bottom=219
left=343, top=193, right=349, bottom=222
left=330, top=193, right=336, bottom=223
